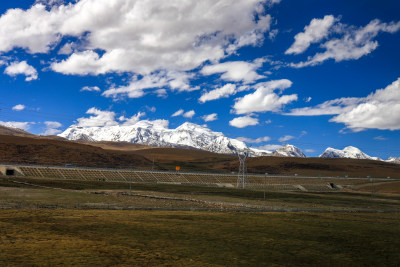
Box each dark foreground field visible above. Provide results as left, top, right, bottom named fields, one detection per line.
left=1, top=210, right=399, bottom=266
left=0, top=176, right=400, bottom=265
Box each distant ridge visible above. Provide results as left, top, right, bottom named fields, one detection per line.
left=58, top=121, right=400, bottom=162
left=0, top=124, right=34, bottom=137
left=3, top=121, right=396, bottom=162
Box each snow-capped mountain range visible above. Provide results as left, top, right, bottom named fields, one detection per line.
left=59, top=120, right=397, bottom=162
left=60, top=120, right=275, bottom=156
left=319, top=146, right=382, bottom=161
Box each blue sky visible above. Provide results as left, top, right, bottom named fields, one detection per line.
left=0, top=0, right=399, bottom=159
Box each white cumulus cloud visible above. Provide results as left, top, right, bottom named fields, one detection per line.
left=288, top=78, right=400, bottom=131
left=4, top=61, right=38, bottom=81
left=73, top=108, right=170, bottom=129
left=171, top=109, right=184, bottom=117
left=200, top=58, right=266, bottom=83
left=12, top=104, right=26, bottom=111
left=42, top=121, right=62, bottom=135
left=278, top=135, right=295, bottom=142
left=255, top=144, right=282, bottom=151
left=34, top=0, right=65, bottom=8
left=199, top=84, right=237, bottom=103
left=170, top=109, right=195, bottom=119
left=0, top=0, right=273, bottom=75
left=155, top=89, right=168, bottom=98
left=285, top=15, right=337, bottom=55
left=237, top=136, right=271, bottom=143
left=102, top=73, right=167, bottom=99
left=0, top=0, right=279, bottom=100
left=0, top=121, right=33, bottom=131
left=229, top=116, right=259, bottom=128
left=0, top=4, right=61, bottom=53
left=81, top=86, right=100, bottom=92
left=76, top=107, right=118, bottom=127
left=233, top=79, right=297, bottom=114
left=183, top=110, right=195, bottom=119
left=119, top=112, right=146, bottom=126
left=57, top=42, right=74, bottom=55
left=102, top=71, right=197, bottom=99
left=202, top=113, right=218, bottom=122
left=290, top=19, right=400, bottom=67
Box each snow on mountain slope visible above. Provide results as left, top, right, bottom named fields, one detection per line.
left=273, top=145, right=306, bottom=158
left=319, top=146, right=380, bottom=160
left=58, top=121, right=398, bottom=161
left=386, top=157, right=400, bottom=164
left=59, top=121, right=278, bottom=156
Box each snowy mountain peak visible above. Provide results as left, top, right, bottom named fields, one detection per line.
left=273, top=144, right=306, bottom=158
left=176, top=121, right=202, bottom=129
left=133, top=119, right=169, bottom=129
left=386, top=157, right=400, bottom=164
left=343, top=146, right=363, bottom=154
left=320, top=146, right=376, bottom=160
left=176, top=122, right=219, bottom=135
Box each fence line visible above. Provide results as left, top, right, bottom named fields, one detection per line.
left=0, top=163, right=397, bottom=192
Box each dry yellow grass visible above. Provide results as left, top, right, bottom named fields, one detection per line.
left=0, top=177, right=399, bottom=265
left=0, top=210, right=400, bottom=266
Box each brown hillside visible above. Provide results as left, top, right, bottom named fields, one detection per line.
left=131, top=146, right=400, bottom=178
left=242, top=156, right=400, bottom=178
left=0, top=125, right=67, bottom=141
left=132, top=147, right=236, bottom=172
left=0, top=134, right=399, bottom=178
left=78, top=141, right=151, bottom=151
left=0, top=125, right=34, bottom=137
left=0, top=135, right=152, bottom=169
left=35, top=135, right=68, bottom=141
left=134, top=147, right=234, bottom=161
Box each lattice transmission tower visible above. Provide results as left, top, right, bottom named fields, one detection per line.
left=237, top=148, right=249, bottom=189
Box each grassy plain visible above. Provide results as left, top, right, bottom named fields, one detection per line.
left=1, top=210, right=400, bottom=266
left=0, top=176, right=399, bottom=266
left=1, top=176, right=400, bottom=211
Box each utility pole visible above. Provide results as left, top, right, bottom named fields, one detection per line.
left=237, top=148, right=249, bottom=189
